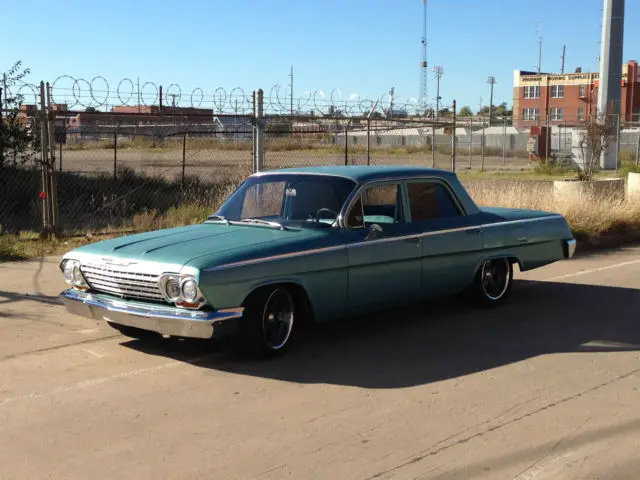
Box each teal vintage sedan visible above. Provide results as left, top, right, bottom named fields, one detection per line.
left=59, top=166, right=576, bottom=357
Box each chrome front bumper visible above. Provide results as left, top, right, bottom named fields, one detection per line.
left=60, top=289, right=243, bottom=339
left=564, top=238, right=577, bottom=259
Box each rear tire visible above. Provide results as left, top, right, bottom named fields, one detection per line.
left=236, top=286, right=296, bottom=358
left=471, top=257, right=513, bottom=306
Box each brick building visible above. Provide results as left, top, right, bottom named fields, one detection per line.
left=512, top=60, right=640, bottom=129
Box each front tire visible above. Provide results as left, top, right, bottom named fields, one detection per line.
left=471, top=257, right=513, bottom=306
left=236, top=286, right=296, bottom=358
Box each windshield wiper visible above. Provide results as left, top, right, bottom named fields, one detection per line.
left=206, top=214, right=230, bottom=225
left=239, top=218, right=288, bottom=230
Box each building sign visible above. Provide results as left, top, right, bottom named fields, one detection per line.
left=519, top=70, right=629, bottom=85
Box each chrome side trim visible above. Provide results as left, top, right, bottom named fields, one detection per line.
left=204, top=245, right=346, bottom=272
left=60, top=289, right=243, bottom=339
left=564, top=239, right=577, bottom=259
left=205, top=215, right=565, bottom=271
left=481, top=214, right=564, bottom=228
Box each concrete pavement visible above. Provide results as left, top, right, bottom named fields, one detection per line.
left=1, top=245, right=639, bottom=479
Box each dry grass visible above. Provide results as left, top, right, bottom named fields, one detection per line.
left=4, top=178, right=640, bottom=262
left=465, top=180, right=640, bottom=236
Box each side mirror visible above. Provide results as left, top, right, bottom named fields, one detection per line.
left=365, top=223, right=383, bottom=240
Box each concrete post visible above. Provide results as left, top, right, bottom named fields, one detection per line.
left=597, top=0, right=625, bottom=170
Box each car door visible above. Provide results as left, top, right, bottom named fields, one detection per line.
left=343, top=180, right=422, bottom=314
left=404, top=179, right=485, bottom=298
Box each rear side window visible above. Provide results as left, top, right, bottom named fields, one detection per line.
left=407, top=182, right=461, bottom=221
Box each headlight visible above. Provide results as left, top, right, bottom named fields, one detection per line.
left=158, top=274, right=204, bottom=308
left=62, top=260, right=75, bottom=285
left=181, top=279, right=198, bottom=302
left=164, top=277, right=181, bottom=301
left=61, top=259, right=88, bottom=289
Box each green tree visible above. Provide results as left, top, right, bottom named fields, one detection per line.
left=458, top=106, right=473, bottom=117
left=494, top=102, right=512, bottom=116
left=1, top=61, right=36, bottom=167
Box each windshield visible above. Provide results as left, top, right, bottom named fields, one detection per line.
left=214, top=174, right=357, bottom=227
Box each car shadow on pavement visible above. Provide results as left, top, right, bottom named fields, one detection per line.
left=122, top=280, right=640, bottom=389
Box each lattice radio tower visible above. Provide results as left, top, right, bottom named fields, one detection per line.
left=419, top=0, right=428, bottom=115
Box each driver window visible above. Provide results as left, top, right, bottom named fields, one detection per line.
left=347, top=183, right=404, bottom=229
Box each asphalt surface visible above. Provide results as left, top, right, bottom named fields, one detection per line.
left=1, top=245, right=639, bottom=479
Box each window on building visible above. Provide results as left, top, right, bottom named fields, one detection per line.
left=406, top=182, right=461, bottom=221
left=550, top=108, right=563, bottom=121
left=577, top=107, right=585, bottom=121
left=551, top=85, right=564, bottom=98
left=523, top=86, right=540, bottom=99
left=522, top=108, right=539, bottom=121
left=578, top=85, right=586, bottom=97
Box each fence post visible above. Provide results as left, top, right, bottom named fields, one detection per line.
left=431, top=122, right=436, bottom=168
left=182, top=133, right=186, bottom=187
left=481, top=116, right=485, bottom=171
left=38, top=81, right=51, bottom=234
left=366, top=118, right=371, bottom=165
left=468, top=117, right=472, bottom=169
left=113, top=130, right=118, bottom=180
left=255, top=89, right=264, bottom=172
left=344, top=124, right=348, bottom=166
left=502, top=117, right=507, bottom=165
left=46, top=82, right=59, bottom=233
left=615, top=113, right=621, bottom=171
left=0, top=86, right=3, bottom=167
left=451, top=100, right=456, bottom=172
left=636, top=131, right=640, bottom=166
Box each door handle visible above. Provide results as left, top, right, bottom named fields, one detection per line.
left=466, top=228, right=483, bottom=235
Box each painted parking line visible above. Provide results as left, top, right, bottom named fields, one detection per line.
left=543, top=259, right=640, bottom=282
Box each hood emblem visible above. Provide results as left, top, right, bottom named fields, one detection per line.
left=102, top=257, right=136, bottom=267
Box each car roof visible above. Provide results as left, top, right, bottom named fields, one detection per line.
left=254, top=165, right=457, bottom=184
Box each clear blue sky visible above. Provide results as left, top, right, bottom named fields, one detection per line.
left=2, top=0, right=639, bottom=112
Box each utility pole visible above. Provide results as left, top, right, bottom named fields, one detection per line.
left=561, top=45, right=566, bottom=73
left=487, top=76, right=497, bottom=126
left=419, top=0, right=428, bottom=115
left=289, top=66, right=294, bottom=116
left=536, top=26, right=543, bottom=127
left=433, top=65, right=444, bottom=122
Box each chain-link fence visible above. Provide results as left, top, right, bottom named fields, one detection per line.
left=263, top=115, right=533, bottom=172
left=3, top=80, right=640, bottom=238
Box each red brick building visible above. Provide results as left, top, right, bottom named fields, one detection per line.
left=513, top=60, right=640, bottom=129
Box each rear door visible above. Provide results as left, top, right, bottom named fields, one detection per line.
left=404, top=179, right=485, bottom=297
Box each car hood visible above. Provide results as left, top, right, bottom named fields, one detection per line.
left=66, top=223, right=332, bottom=270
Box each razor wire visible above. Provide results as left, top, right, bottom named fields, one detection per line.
left=27, top=75, right=438, bottom=118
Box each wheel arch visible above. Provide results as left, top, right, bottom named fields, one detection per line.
left=474, top=252, right=521, bottom=277
left=243, top=279, right=315, bottom=326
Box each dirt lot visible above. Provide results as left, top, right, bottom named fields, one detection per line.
left=1, top=246, right=640, bottom=479
left=58, top=147, right=531, bottom=181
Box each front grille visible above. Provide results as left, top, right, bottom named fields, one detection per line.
left=81, top=264, right=164, bottom=302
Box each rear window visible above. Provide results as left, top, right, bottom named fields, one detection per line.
left=407, top=182, right=461, bottom=221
